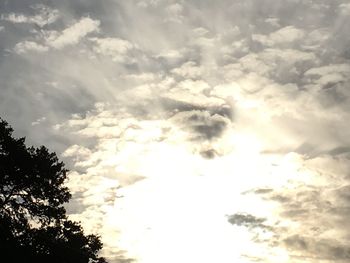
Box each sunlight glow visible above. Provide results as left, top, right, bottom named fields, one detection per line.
left=97, top=125, right=305, bottom=262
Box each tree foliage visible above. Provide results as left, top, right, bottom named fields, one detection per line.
left=0, top=118, right=106, bottom=263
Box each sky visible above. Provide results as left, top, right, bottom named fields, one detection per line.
left=1, top=0, right=350, bottom=262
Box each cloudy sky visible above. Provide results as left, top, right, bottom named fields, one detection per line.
left=1, top=0, right=350, bottom=262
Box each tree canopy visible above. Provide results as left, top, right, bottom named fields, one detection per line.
left=0, top=118, right=106, bottom=263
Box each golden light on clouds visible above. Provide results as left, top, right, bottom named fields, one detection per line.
left=62, top=106, right=316, bottom=262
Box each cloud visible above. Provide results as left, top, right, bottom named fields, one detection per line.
left=339, top=3, right=350, bottom=16
left=31, top=116, right=46, bottom=126
left=171, top=61, right=202, bottom=79
left=14, top=41, right=49, bottom=53
left=284, top=235, right=350, bottom=261
left=156, top=49, right=184, bottom=61
left=12, top=16, right=100, bottom=54
left=252, top=26, right=305, bottom=47
left=1, top=5, right=59, bottom=27
left=2, top=0, right=350, bottom=262
left=90, top=37, right=135, bottom=63
left=227, top=213, right=269, bottom=230
left=171, top=110, right=230, bottom=141
left=48, top=17, right=100, bottom=49
left=165, top=3, right=184, bottom=23
left=246, top=152, right=350, bottom=261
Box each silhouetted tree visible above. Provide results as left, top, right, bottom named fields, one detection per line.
left=0, top=118, right=107, bottom=263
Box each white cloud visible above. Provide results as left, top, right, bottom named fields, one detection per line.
left=1, top=5, right=59, bottom=27
left=305, top=64, right=350, bottom=76
left=31, top=117, right=46, bottom=126
left=13, top=17, right=101, bottom=54
left=90, top=37, right=134, bottom=62
left=265, top=17, right=280, bottom=27
left=48, top=17, right=100, bottom=49
left=165, top=3, right=184, bottom=23
left=121, top=73, right=157, bottom=83
left=302, top=28, right=330, bottom=50
left=192, top=27, right=210, bottom=37
left=237, top=48, right=316, bottom=80
left=339, top=3, right=350, bottom=16
left=171, top=61, right=202, bottom=79
left=304, top=64, right=350, bottom=87
left=253, top=26, right=305, bottom=47
left=137, top=0, right=161, bottom=8
left=156, top=49, right=184, bottom=60
left=14, top=41, right=49, bottom=54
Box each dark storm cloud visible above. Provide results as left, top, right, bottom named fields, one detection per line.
left=191, top=116, right=227, bottom=140
left=172, top=110, right=230, bottom=141
left=227, top=213, right=268, bottom=230
left=253, top=188, right=273, bottom=195
left=199, top=148, right=218, bottom=159
left=327, top=146, right=350, bottom=156
left=119, top=95, right=233, bottom=142
left=160, top=97, right=233, bottom=119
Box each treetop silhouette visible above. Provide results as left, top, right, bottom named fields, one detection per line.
left=0, top=118, right=107, bottom=263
